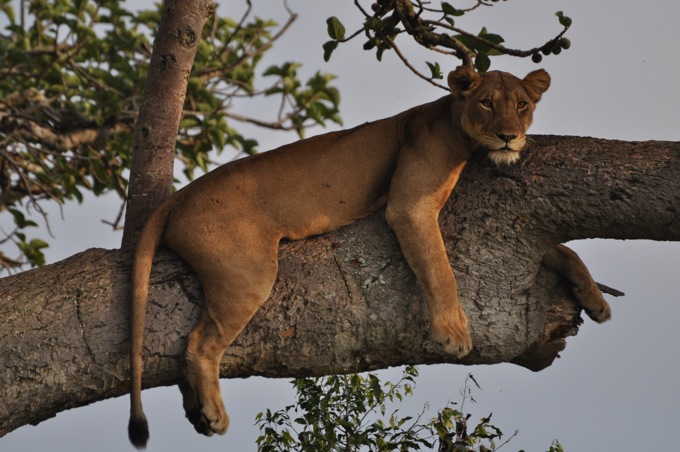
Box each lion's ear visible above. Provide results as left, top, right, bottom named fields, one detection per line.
left=448, top=66, right=481, bottom=97
left=522, top=69, right=551, bottom=102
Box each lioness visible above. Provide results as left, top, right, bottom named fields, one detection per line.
left=128, top=66, right=611, bottom=448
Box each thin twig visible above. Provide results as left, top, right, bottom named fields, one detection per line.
left=385, top=36, right=448, bottom=90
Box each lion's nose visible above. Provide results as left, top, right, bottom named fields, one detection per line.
left=496, top=133, right=517, bottom=143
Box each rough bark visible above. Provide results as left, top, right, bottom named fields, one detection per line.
left=1, top=136, right=678, bottom=436
left=121, top=0, right=215, bottom=248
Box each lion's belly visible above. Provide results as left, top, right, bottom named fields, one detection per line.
left=277, top=189, right=389, bottom=241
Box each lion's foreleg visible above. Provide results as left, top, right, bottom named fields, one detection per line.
left=542, top=244, right=612, bottom=322
left=386, top=207, right=472, bottom=358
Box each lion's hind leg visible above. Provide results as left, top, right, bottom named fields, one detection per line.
left=181, top=246, right=279, bottom=436
left=542, top=244, right=614, bottom=322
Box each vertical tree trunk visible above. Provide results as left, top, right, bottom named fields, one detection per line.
left=121, top=0, right=215, bottom=249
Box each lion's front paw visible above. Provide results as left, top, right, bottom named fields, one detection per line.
left=430, top=317, right=472, bottom=358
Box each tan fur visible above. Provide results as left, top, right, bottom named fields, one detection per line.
left=127, top=66, right=609, bottom=447
left=542, top=244, right=612, bottom=322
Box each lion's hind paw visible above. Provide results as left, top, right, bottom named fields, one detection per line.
left=584, top=301, right=612, bottom=324
left=575, top=283, right=613, bottom=324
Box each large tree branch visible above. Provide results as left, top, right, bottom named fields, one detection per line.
left=1, top=136, right=678, bottom=436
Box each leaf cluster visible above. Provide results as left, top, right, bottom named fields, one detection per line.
left=322, top=0, right=572, bottom=87
left=0, top=0, right=340, bottom=271
left=256, top=367, right=561, bottom=451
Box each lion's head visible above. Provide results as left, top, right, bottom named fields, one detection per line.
left=448, top=66, right=550, bottom=165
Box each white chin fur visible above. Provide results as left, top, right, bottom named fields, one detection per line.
left=487, top=150, right=521, bottom=165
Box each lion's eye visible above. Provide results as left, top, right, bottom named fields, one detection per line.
left=517, top=101, right=528, bottom=110
left=480, top=99, right=493, bottom=109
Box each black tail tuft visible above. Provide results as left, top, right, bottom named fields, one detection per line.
left=128, top=415, right=149, bottom=450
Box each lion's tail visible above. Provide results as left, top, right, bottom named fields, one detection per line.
left=128, top=203, right=170, bottom=450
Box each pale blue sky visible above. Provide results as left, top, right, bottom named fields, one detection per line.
left=2, top=1, right=679, bottom=451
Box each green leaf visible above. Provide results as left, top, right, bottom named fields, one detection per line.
left=1, top=3, right=15, bottom=23
left=8, top=208, right=38, bottom=228
left=18, top=238, right=49, bottom=267
left=262, top=64, right=284, bottom=77
left=441, top=2, right=465, bottom=17
left=475, top=54, right=491, bottom=73
left=322, top=40, right=338, bottom=62
left=376, top=45, right=386, bottom=62
left=426, top=61, right=443, bottom=79
left=481, top=33, right=504, bottom=45
left=326, top=16, right=345, bottom=40
left=209, top=128, right=226, bottom=151
left=29, top=238, right=49, bottom=250
left=180, top=115, right=202, bottom=130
